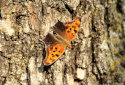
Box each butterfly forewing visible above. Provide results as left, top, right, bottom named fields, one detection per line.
left=54, top=17, right=81, bottom=41
left=64, top=17, right=81, bottom=41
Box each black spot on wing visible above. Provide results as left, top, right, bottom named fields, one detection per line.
left=55, top=47, right=57, bottom=49
left=55, top=47, right=58, bottom=51
left=59, top=51, right=62, bottom=53
left=67, top=31, right=70, bottom=33
left=65, top=26, right=68, bottom=29
left=74, top=30, right=77, bottom=33
left=56, top=54, right=59, bottom=57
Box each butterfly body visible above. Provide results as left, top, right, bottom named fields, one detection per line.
left=55, top=34, right=71, bottom=48
left=43, top=17, right=81, bottom=66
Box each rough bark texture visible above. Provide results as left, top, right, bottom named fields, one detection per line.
left=0, top=0, right=125, bottom=85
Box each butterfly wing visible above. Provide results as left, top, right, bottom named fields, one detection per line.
left=43, top=17, right=81, bottom=66
left=54, top=17, right=81, bottom=41
left=43, top=33, right=66, bottom=66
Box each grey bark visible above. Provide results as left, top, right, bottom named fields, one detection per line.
left=0, top=0, right=125, bottom=85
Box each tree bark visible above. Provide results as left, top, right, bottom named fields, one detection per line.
left=0, top=0, right=125, bottom=85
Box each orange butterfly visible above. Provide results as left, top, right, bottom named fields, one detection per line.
left=43, top=17, right=81, bottom=66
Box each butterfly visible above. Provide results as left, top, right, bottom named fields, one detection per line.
left=43, top=17, right=81, bottom=66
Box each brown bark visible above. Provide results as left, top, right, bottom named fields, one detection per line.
left=0, top=0, right=125, bottom=85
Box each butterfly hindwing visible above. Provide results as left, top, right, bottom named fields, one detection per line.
left=43, top=33, right=66, bottom=66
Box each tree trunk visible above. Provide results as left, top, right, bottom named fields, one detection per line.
left=0, top=0, right=125, bottom=85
